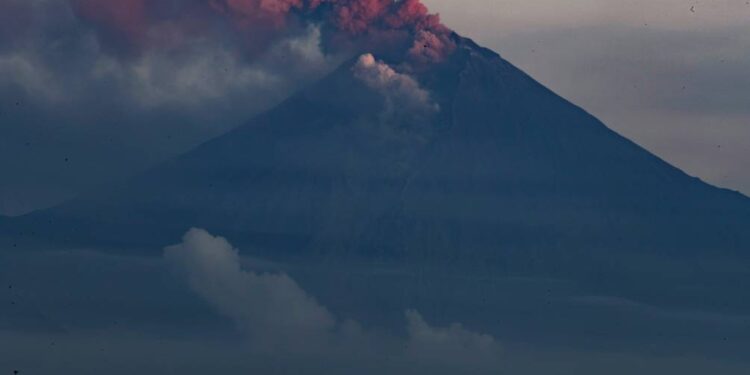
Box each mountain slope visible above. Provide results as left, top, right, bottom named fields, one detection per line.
left=5, top=36, right=750, bottom=264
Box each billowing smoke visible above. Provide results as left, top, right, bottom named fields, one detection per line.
left=164, top=227, right=336, bottom=348
left=0, top=0, right=341, bottom=215
left=164, top=228, right=504, bottom=373
left=353, top=53, right=438, bottom=114
left=0, top=0, right=453, bottom=215
left=406, top=309, right=501, bottom=366
left=70, top=0, right=456, bottom=65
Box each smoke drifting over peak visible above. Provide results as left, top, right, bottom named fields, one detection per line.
left=71, top=0, right=456, bottom=64
left=0, top=0, right=453, bottom=214
left=353, top=53, right=438, bottom=113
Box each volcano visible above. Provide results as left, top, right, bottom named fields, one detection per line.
left=4, top=35, right=750, bottom=267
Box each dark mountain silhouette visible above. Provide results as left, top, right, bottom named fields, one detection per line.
left=4, top=36, right=750, bottom=269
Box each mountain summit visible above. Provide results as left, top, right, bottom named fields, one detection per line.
left=5, top=35, right=750, bottom=265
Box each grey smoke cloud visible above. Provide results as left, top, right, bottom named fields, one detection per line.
left=164, top=228, right=336, bottom=347
left=353, top=53, right=438, bottom=115
left=163, top=228, right=504, bottom=373
left=0, top=0, right=342, bottom=216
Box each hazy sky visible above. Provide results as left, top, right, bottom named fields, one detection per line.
left=426, top=0, right=750, bottom=196
left=1, top=0, right=748, bottom=215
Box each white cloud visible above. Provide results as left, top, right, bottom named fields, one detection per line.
left=164, top=228, right=504, bottom=373
left=406, top=309, right=503, bottom=370
left=164, top=228, right=335, bottom=348
left=406, top=308, right=499, bottom=355
left=1, top=23, right=336, bottom=111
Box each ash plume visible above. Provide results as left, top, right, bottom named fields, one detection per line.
left=70, top=0, right=456, bottom=65
left=353, top=53, right=438, bottom=113
left=0, top=0, right=454, bottom=213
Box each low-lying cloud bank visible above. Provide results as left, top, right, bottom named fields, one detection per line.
left=164, top=228, right=504, bottom=373
left=3, top=237, right=750, bottom=374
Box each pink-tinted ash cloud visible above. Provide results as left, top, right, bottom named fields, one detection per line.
left=67, top=0, right=456, bottom=64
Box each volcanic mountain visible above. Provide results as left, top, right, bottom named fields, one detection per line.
left=4, top=35, right=750, bottom=269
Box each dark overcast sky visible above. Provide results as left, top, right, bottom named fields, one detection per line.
left=1, top=0, right=748, bottom=216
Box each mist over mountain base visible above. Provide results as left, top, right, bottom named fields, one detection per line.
left=2, top=228, right=750, bottom=375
